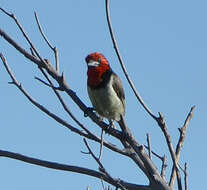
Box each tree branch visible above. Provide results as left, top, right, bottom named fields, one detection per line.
left=105, top=0, right=157, bottom=120
left=184, top=163, right=188, bottom=190
left=156, top=113, right=182, bottom=190
left=34, top=11, right=59, bottom=72
left=118, top=117, right=171, bottom=190
left=0, top=149, right=150, bottom=190
left=169, top=106, right=195, bottom=187
left=146, top=133, right=152, bottom=159
left=83, top=139, right=127, bottom=190
left=160, top=155, right=167, bottom=180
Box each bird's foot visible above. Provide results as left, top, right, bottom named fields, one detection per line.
left=84, top=107, right=94, bottom=117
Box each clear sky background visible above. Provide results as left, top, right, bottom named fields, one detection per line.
left=0, top=1, right=206, bottom=190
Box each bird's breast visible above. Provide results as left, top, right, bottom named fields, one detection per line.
left=87, top=76, right=125, bottom=121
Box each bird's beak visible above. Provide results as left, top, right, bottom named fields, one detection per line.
left=87, top=60, right=100, bottom=67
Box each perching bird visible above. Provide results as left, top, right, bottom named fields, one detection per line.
left=85, top=52, right=125, bottom=126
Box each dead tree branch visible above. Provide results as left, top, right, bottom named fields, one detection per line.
left=169, top=106, right=195, bottom=186
left=146, top=133, right=152, bottom=159
left=34, top=11, right=59, bottom=72
left=105, top=0, right=157, bottom=120
left=156, top=113, right=183, bottom=190
left=0, top=149, right=150, bottom=190
left=83, top=139, right=127, bottom=190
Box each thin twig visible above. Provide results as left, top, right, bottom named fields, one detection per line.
left=160, top=155, right=167, bottom=180
left=99, top=129, right=105, bottom=161
left=144, top=145, right=163, bottom=160
left=83, top=138, right=127, bottom=190
left=146, top=133, right=152, bottom=159
left=184, top=163, right=188, bottom=190
left=34, top=11, right=59, bottom=72
left=105, top=0, right=157, bottom=120
left=101, top=179, right=106, bottom=190
left=169, top=106, right=195, bottom=186
left=35, top=76, right=62, bottom=90
left=0, top=7, right=45, bottom=64
left=34, top=12, right=53, bottom=49
left=178, top=163, right=188, bottom=190
left=30, top=47, right=36, bottom=57
left=84, top=138, right=108, bottom=174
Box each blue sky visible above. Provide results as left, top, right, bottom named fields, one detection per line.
left=0, top=1, right=206, bottom=190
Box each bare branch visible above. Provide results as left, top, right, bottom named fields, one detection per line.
left=160, top=155, right=167, bottom=180
left=178, top=163, right=188, bottom=190
left=34, top=11, right=59, bottom=72
left=144, top=145, right=167, bottom=179
left=105, top=0, right=157, bottom=120
left=0, top=149, right=149, bottom=190
left=84, top=139, right=109, bottom=175
left=169, top=106, right=195, bottom=186
left=156, top=113, right=182, bottom=190
left=99, top=129, right=105, bottom=161
left=144, top=145, right=163, bottom=161
left=146, top=134, right=152, bottom=159
left=117, top=118, right=171, bottom=190
left=184, top=163, right=188, bottom=190
left=118, top=116, right=171, bottom=190
left=0, top=7, right=45, bottom=63
left=83, top=139, right=127, bottom=190
left=35, top=76, right=62, bottom=90
left=34, top=11, right=53, bottom=49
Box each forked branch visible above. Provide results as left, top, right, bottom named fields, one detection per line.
left=169, top=106, right=195, bottom=186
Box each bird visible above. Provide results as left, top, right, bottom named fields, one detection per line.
left=85, top=52, right=125, bottom=127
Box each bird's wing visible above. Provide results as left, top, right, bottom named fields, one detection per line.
left=112, top=73, right=126, bottom=112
